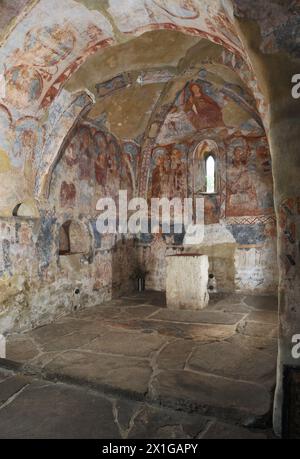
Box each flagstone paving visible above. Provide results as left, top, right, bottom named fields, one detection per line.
left=1, top=291, right=278, bottom=438
left=0, top=368, right=274, bottom=439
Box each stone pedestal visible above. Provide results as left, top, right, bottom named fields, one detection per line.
left=166, top=254, right=209, bottom=310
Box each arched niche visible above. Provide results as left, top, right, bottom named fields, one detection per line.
left=205, top=154, right=216, bottom=194
left=58, top=220, right=91, bottom=256
left=12, top=201, right=39, bottom=218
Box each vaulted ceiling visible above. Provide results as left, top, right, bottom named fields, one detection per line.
left=0, top=0, right=298, bottom=208
left=63, top=29, right=261, bottom=142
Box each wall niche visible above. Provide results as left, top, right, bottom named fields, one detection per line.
left=59, top=220, right=90, bottom=256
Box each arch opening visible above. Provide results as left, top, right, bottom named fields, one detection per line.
left=59, top=220, right=90, bottom=256
left=205, top=154, right=216, bottom=194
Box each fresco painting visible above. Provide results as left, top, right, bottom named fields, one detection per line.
left=157, top=69, right=262, bottom=146
left=0, top=0, right=300, bottom=439
left=0, top=0, right=268, bottom=199
left=142, top=65, right=276, bottom=294
left=56, top=124, right=135, bottom=207
left=184, top=82, right=224, bottom=130
left=60, top=181, right=76, bottom=208
left=13, top=117, right=45, bottom=169
left=24, top=25, right=76, bottom=68
left=5, top=65, right=43, bottom=109
left=0, top=9, right=278, bottom=301
left=151, top=146, right=187, bottom=200
left=151, top=0, right=200, bottom=19
left=0, top=1, right=113, bottom=119
left=122, top=141, right=140, bottom=199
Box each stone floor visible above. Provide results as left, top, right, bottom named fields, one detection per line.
left=0, top=368, right=273, bottom=439
left=0, top=291, right=278, bottom=439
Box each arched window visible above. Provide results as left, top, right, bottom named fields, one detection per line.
left=192, top=140, right=218, bottom=195
left=205, top=155, right=215, bottom=193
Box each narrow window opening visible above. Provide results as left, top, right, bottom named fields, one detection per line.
left=206, top=155, right=215, bottom=193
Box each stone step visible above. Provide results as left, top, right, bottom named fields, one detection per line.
left=0, top=356, right=273, bottom=428
left=150, top=369, right=273, bottom=427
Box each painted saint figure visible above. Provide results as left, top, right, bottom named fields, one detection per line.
left=184, top=83, right=224, bottom=131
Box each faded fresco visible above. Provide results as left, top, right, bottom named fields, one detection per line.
left=0, top=0, right=300, bottom=439
left=143, top=69, right=276, bottom=293
left=0, top=24, right=278, bottom=333
left=0, top=0, right=294, bottom=330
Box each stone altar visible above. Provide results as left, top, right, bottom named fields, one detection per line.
left=166, top=254, right=209, bottom=310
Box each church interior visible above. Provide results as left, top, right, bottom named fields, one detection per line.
left=0, top=0, right=299, bottom=440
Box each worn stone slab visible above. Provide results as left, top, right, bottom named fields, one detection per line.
left=150, top=309, right=245, bottom=325
left=156, top=340, right=194, bottom=370
left=74, top=305, right=122, bottom=320
left=226, top=334, right=278, bottom=357
left=113, top=296, right=151, bottom=307
left=0, top=371, right=10, bottom=383
left=142, top=295, right=167, bottom=308
left=26, top=319, right=108, bottom=353
left=44, top=351, right=152, bottom=398
left=28, top=320, right=86, bottom=340
left=209, top=296, right=251, bottom=314
left=77, top=304, right=159, bottom=321
left=0, top=381, right=120, bottom=439
left=0, top=375, right=31, bottom=404
left=105, top=319, right=236, bottom=342
left=29, top=351, right=64, bottom=369
left=25, top=320, right=93, bottom=345
left=6, top=336, right=39, bottom=362
left=202, top=421, right=269, bottom=439
left=56, top=317, right=109, bottom=335
left=128, top=404, right=209, bottom=439
left=209, top=294, right=246, bottom=306
left=246, top=310, right=278, bottom=325
left=237, top=320, right=277, bottom=339
left=4, top=291, right=278, bottom=431
left=189, top=338, right=277, bottom=386
left=121, top=291, right=167, bottom=308
left=114, top=399, right=141, bottom=434
left=151, top=370, right=271, bottom=423
left=29, top=330, right=101, bottom=353
left=243, top=295, right=278, bottom=311
left=117, top=306, right=161, bottom=320
left=83, top=329, right=167, bottom=358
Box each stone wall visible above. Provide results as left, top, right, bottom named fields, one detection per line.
left=0, top=123, right=138, bottom=333
left=134, top=136, right=277, bottom=295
